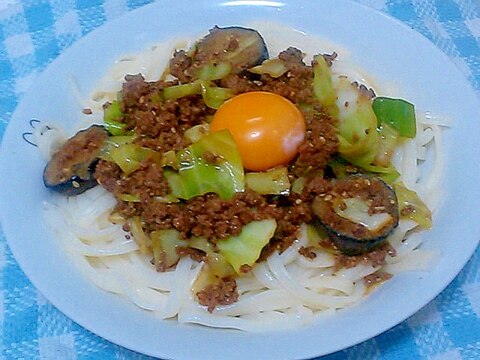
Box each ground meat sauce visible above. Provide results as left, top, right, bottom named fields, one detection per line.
left=293, top=108, right=338, bottom=175
left=140, top=190, right=269, bottom=239
left=97, top=159, right=170, bottom=201
left=90, top=38, right=398, bottom=312
left=219, top=48, right=315, bottom=105
left=94, top=46, right=336, bottom=244
left=334, top=243, right=396, bottom=270
left=169, top=50, right=194, bottom=83
left=119, top=74, right=214, bottom=151
left=363, top=271, right=393, bottom=288
left=196, top=277, right=239, bottom=313
left=298, top=246, right=317, bottom=259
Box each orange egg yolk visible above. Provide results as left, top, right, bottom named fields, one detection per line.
left=210, top=91, right=306, bottom=171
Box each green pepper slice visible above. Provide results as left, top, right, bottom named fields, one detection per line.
left=372, top=97, right=416, bottom=138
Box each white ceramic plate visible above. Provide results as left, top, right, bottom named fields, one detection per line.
left=1, top=1, right=479, bottom=359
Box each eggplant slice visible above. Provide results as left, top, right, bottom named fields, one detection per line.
left=194, top=26, right=269, bottom=73
left=43, top=125, right=109, bottom=196
left=312, top=175, right=399, bottom=255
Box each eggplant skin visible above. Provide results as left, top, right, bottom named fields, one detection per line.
left=312, top=175, right=399, bottom=256
left=43, top=125, right=109, bottom=196
left=321, top=223, right=391, bottom=256
left=194, top=26, right=269, bottom=72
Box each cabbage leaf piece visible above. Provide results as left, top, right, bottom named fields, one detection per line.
left=196, top=62, right=232, bottom=81
left=249, top=58, right=289, bottom=78
left=150, top=229, right=188, bottom=270
left=394, top=183, right=432, bottom=228
left=99, top=135, right=136, bottom=161
left=164, top=129, right=245, bottom=200
left=335, top=77, right=379, bottom=167
left=217, top=219, right=277, bottom=274
left=104, top=100, right=127, bottom=136
left=163, top=80, right=233, bottom=109
left=189, top=237, right=235, bottom=279
left=373, top=123, right=400, bottom=167
left=333, top=197, right=393, bottom=231
left=245, top=167, right=290, bottom=195
left=328, top=157, right=400, bottom=184
left=312, top=54, right=338, bottom=118
left=109, top=143, right=161, bottom=175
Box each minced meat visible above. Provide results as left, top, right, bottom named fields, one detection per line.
left=90, top=43, right=393, bottom=312
left=196, top=277, right=239, bottom=312
left=119, top=75, right=215, bottom=152
left=364, top=271, right=393, bottom=288
left=334, top=243, right=396, bottom=270
left=94, top=47, right=338, bottom=247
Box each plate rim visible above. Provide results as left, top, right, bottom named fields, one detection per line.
left=1, top=0, right=479, bottom=359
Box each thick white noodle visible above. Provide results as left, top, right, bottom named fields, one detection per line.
left=178, top=303, right=315, bottom=332
left=214, top=289, right=303, bottom=316
left=422, top=124, right=444, bottom=211
left=384, top=250, right=437, bottom=274
left=39, top=23, right=444, bottom=331
left=267, top=252, right=365, bottom=309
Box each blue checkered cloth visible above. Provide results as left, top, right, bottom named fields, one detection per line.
left=0, top=0, right=479, bottom=359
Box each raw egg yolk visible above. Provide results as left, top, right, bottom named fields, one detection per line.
left=210, top=91, right=306, bottom=171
